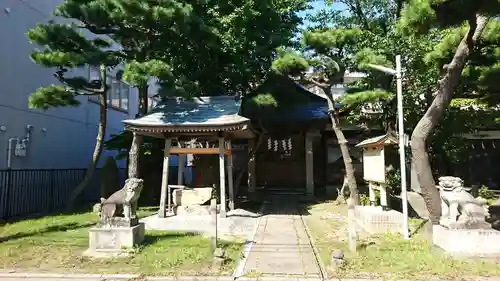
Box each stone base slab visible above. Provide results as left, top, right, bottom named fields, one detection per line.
left=354, top=206, right=404, bottom=234
left=173, top=187, right=212, bottom=206
left=433, top=225, right=500, bottom=257
left=175, top=204, right=221, bottom=216
left=86, top=223, right=145, bottom=257
left=98, top=217, right=138, bottom=228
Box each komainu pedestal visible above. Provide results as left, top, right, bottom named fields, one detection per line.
left=85, top=178, right=145, bottom=258
left=87, top=223, right=145, bottom=254
left=433, top=176, right=500, bottom=257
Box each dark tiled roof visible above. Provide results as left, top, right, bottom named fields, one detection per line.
left=356, top=131, right=399, bottom=148
left=123, top=96, right=249, bottom=129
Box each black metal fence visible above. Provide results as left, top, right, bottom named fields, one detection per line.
left=0, top=168, right=126, bottom=220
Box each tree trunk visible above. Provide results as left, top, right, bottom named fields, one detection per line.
left=336, top=174, right=349, bottom=204
left=410, top=14, right=489, bottom=225
left=233, top=132, right=264, bottom=197
left=128, top=85, right=148, bottom=178
left=315, top=83, right=360, bottom=205
left=67, top=65, right=108, bottom=209
left=128, top=131, right=140, bottom=178
left=329, top=113, right=360, bottom=205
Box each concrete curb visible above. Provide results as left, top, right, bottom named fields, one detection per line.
left=0, top=273, right=234, bottom=281
left=299, top=208, right=328, bottom=280
left=232, top=201, right=267, bottom=279
left=1, top=273, right=500, bottom=281
left=0, top=273, right=138, bottom=279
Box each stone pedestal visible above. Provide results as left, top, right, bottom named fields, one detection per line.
left=354, top=206, right=404, bottom=234
left=175, top=204, right=222, bottom=216
left=85, top=223, right=145, bottom=258
left=173, top=187, right=212, bottom=206
left=433, top=225, right=500, bottom=257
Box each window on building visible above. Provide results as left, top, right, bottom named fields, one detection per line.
left=88, top=67, right=130, bottom=112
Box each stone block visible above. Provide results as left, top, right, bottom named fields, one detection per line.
left=354, top=206, right=404, bottom=234
left=86, top=223, right=145, bottom=256
left=99, top=217, right=139, bottom=228
left=407, top=191, right=430, bottom=219
left=173, top=187, right=212, bottom=206
left=433, top=225, right=500, bottom=257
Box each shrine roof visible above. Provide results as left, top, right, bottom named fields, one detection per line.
left=355, top=131, right=399, bottom=148
left=123, top=96, right=250, bottom=134
left=241, top=74, right=332, bottom=122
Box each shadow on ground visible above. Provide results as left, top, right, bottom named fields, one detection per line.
left=142, top=231, right=200, bottom=246
left=0, top=221, right=95, bottom=243
left=1, top=205, right=159, bottom=226
left=487, top=205, right=500, bottom=231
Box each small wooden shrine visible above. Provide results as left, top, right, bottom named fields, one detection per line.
left=123, top=96, right=255, bottom=218
left=355, top=131, right=399, bottom=209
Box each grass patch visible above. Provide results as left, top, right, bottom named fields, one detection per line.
left=0, top=208, right=243, bottom=276
left=304, top=201, right=500, bottom=280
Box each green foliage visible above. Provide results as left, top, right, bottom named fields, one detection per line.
left=290, top=0, right=500, bottom=180
left=27, top=22, right=117, bottom=68
left=272, top=50, right=310, bottom=76
left=354, top=48, right=393, bottom=70
left=478, top=185, right=497, bottom=200
left=302, top=28, right=363, bottom=55
left=398, top=0, right=500, bottom=35
left=341, top=89, right=394, bottom=107
left=44, top=0, right=308, bottom=100
left=27, top=20, right=112, bottom=110
left=423, top=26, right=466, bottom=67
left=104, top=131, right=163, bottom=160
left=386, top=168, right=401, bottom=191
left=28, top=85, right=81, bottom=110
left=359, top=192, right=381, bottom=206
left=251, top=93, right=279, bottom=108
left=397, top=0, right=436, bottom=34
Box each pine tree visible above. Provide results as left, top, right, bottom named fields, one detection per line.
left=398, top=0, right=500, bottom=224
left=27, top=21, right=120, bottom=208
left=54, top=0, right=309, bottom=182
left=54, top=0, right=200, bottom=180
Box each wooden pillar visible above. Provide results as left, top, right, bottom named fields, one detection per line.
left=218, top=138, right=227, bottom=218
left=178, top=153, right=185, bottom=185
left=247, top=139, right=256, bottom=195
left=380, top=184, right=388, bottom=210
left=368, top=182, right=376, bottom=206
left=159, top=138, right=172, bottom=218
left=305, top=133, right=315, bottom=197
left=226, top=140, right=235, bottom=211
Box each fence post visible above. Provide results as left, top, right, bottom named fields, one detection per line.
left=4, top=169, right=12, bottom=220
left=50, top=169, right=55, bottom=212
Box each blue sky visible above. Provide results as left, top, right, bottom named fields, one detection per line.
left=297, top=1, right=347, bottom=28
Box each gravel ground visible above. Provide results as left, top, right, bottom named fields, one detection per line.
left=140, top=208, right=261, bottom=241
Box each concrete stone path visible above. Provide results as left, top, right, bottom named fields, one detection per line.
left=241, top=195, right=321, bottom=277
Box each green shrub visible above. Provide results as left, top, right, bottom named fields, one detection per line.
left=360, top=190, right=380, bottom=205
left=478, top=185, right=497, bottom=200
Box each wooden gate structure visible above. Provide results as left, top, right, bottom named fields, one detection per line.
left=123, top=96, right=255, bottom=218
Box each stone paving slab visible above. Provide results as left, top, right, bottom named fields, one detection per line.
left=241, top=197, right=321, bottom=277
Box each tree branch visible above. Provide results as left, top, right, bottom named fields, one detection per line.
left=76, top=24, right=118, bottom=35
left=54, top=67, right=106, bottom=94
left=309, top=77, right=330, bottom=89
left=341, top=0, right=370, bottom=31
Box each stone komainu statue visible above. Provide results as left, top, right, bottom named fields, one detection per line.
left=97, top=177, right=144, bottom=224
left=438, top=176, right=491, bottom=229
